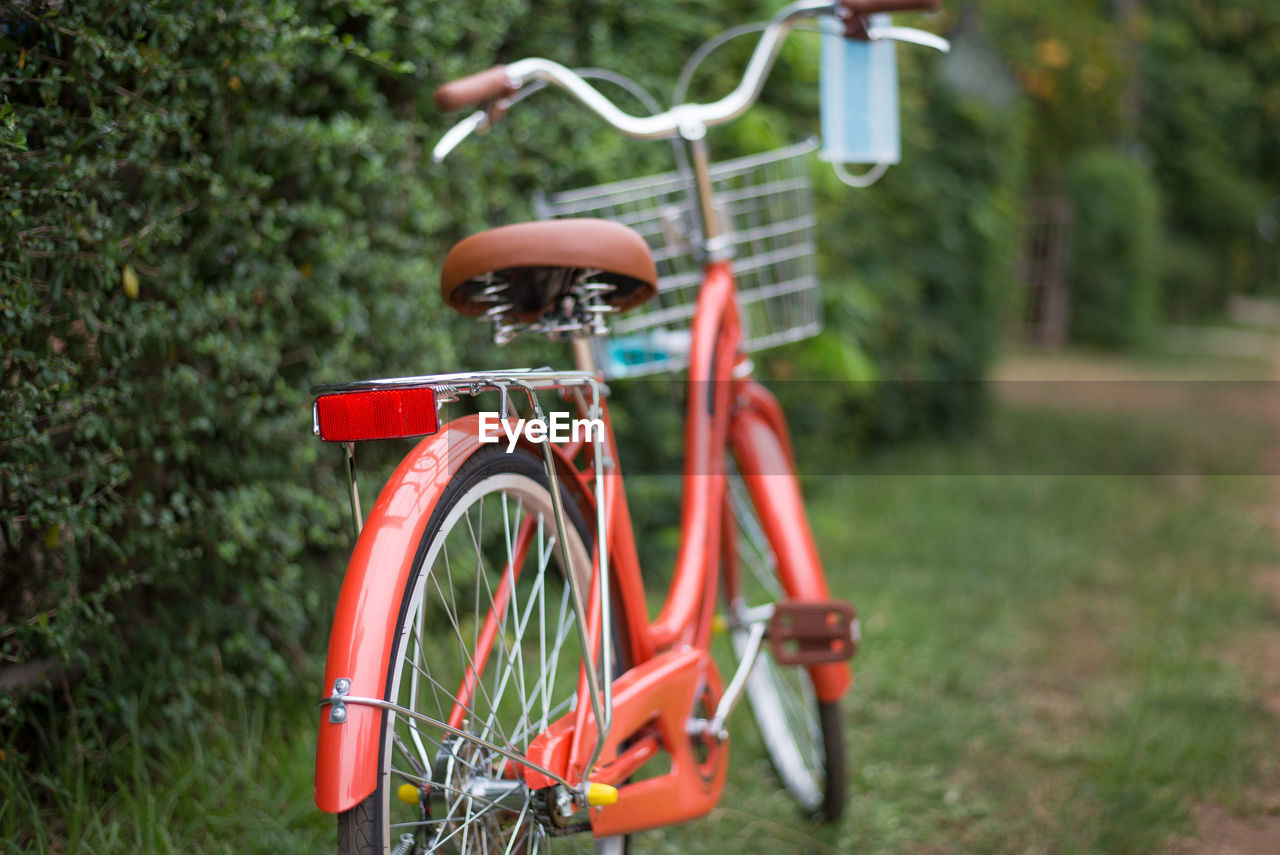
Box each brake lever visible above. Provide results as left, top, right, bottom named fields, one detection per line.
left=432, top=79, right=557, bottom=163
left=866, top=25, right=950, bottom=53
left=432, top=110, right=489, bottom=163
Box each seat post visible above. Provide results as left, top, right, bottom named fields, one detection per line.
left=571, top=333, right=598, bottom=374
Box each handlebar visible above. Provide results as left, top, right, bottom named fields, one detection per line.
left=840, top=0, right=939, bottom=14
left=431, top=0, right=945, bottom=162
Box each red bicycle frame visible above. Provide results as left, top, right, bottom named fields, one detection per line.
left=310, top=0, right=907, bottom=834
left=313, top=257, right=852, bottom=836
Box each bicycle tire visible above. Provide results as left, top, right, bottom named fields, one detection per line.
left=337, top=446, right=627, bottom=854
left=727, top=470, right=847, bottom=822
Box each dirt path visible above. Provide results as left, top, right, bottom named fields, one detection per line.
left=1171, top=513, right=1280, bottom=854
left=996, top=336, right=1280, bottom=854
left=1183, top=338, right=1280, bottom=855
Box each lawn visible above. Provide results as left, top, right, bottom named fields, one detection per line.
left=649, top=422, right=1278, bottom=854
left=5, top=343, right=1279, bottom=854
left=642, top=344, right=1280, bottom=853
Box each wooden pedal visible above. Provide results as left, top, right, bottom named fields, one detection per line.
left=768, top=600, right=858, bottom=666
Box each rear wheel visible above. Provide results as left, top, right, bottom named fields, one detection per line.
left=726, top=470, right=846, bottom=822
left=337, top=447, right=626, bottom=854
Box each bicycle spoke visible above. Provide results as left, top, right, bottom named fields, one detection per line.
left=362, top=460, right=605, bottom=854
left=499, top=798, right=535, bottom=855
left=505, top=514, right=534, bottom=755
left=392, top=730, right=431, bottom=781
left=426, top=565, right=509, bottom=744
left=487, top=497, right=530, bottom=751
left=538, top=513, right=549, bottom=732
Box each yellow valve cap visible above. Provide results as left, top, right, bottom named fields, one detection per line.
left=398, top=783, right=420, bottom=805
left=711, top=614, right=729, bottom=635
left=585, top=783, right=618, bottom=806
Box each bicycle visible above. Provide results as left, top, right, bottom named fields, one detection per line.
left=310, top=2, right=946, bottom=852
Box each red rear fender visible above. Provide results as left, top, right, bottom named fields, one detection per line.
left=312, top=416, right=595, bottom=813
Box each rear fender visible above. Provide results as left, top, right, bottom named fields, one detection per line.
left=313, top=415, right=594, bottom=813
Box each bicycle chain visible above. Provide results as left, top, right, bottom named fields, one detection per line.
left=533, top=788, right=592, bottom=837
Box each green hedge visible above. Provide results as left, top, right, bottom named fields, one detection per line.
left=0, top=0, right=741, bottom=743
left=1065, top=148, right=1160, bottom=349
left=0, top=0, right=1019, bottom=762
left=2, top=0, right=451, bottom=735
left=978, top=0, right=1280, bottom=315
left=1140, top=0, right=1280, bottom=314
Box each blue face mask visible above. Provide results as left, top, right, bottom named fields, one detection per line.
left=820, top=13, right=900, bottom=167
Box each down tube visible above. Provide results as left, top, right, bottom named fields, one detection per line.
left=649, top=261, right=739, bottom=651
left=729, top=383, right=853, bottom=703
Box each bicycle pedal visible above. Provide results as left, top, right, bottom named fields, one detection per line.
left=768, top=600, right=858, bottom=665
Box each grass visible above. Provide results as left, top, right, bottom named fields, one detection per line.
left=6, top=345, right=1279, bottom=853
left=1, top=698, right=332, bottom=853
left=638, top=357, right=1280, bottom=852
left=819, top=467, right=1274, bottom=854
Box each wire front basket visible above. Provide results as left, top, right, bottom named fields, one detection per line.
left=534, top=139, right=822, bottom=378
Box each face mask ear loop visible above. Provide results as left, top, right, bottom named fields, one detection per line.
left=832, top=159, right=891, bottom=188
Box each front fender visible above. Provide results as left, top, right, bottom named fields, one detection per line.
left=313, top=415, right=594, bottom=813
left=729, top=385, right=853, bottom=703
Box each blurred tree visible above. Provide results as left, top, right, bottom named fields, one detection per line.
left=977, top=0, right=1126, bottom=180
left=1066, top=148, right=1160, bottom=348
left=975, top=0, right=1280, bottom=319
left=1140, top=0, right=1280, bottom=313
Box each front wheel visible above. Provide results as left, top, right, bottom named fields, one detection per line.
left=337, top=446, right=625, bottom=854
left=726, top=470, right=847, bottom=822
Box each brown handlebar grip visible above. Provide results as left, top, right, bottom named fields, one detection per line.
left=840, top=0, right=940, bottom=14
left=434, top=65, right=517, bottom=113
left=840, top=0, right=940, bottom=39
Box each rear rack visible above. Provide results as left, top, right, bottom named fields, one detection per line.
left=312, top=367, right=618, bottom=783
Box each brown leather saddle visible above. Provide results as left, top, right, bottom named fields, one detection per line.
left=440, top=219, right=659, bottom=323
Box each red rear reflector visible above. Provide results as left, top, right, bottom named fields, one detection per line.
left=315, top=388, right=438, bottom=442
